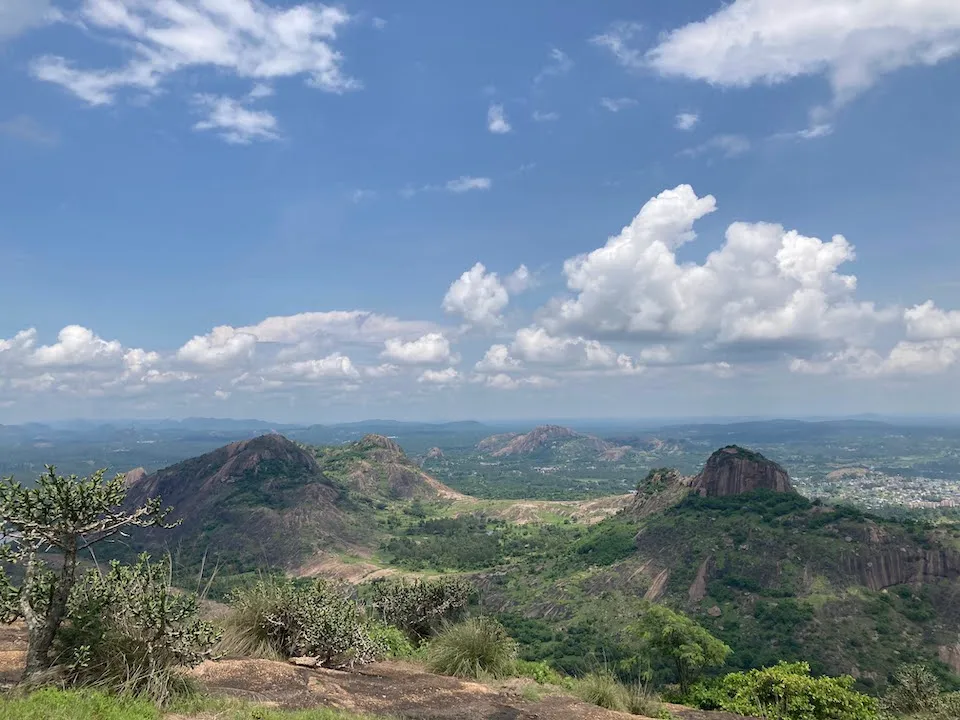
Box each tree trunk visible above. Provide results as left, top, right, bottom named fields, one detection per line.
left=22, top=542, right=78, bottom=681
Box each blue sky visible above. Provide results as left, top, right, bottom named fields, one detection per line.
left=2, top=0, right=960, bottom=423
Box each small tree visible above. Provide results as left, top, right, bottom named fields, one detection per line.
left=0, top=466, right=171, bottom=681
left=367, top=576, right=473, bottom=641
left=630, top=603, right=731, bottom=694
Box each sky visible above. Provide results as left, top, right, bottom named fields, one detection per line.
left=1, top=0, right=960, bottom=424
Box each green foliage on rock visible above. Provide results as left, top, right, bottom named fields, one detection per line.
left=0, top=466, right=171, bottom=682
left=631, top=603, right=732, bottom=693
left=427, top=616, right=518, bottom=679
left=57, top=554, right=219, bottom=704
left=366, top=576, right=473, bottom=641
left=690, top=661, right=879, bottom=720
left=221, top=577, right=385, bottom=666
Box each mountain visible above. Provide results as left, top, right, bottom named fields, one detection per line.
left=689, top=445, right=794, bottom=497
left=125, top=434, right=358, bottom=572
left=483, top=445, right=960, bottom=686
left=476, top=425, right=630, bottom=459
left=312, top=434, right=463, bottom=500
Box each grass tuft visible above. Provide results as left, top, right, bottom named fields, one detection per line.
left=426, top=616, right=517, bottom=680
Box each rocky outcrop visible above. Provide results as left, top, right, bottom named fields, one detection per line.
left=425, top=447, right=444, bottom=460
left=335, top=435, right=464, bottom=500
left=122, top=466, right=147, bottom=487
left=629, top=468, right=689, bottom=517
left=490, top=425, right=580, bottom=457
left=842, top=548, right=960, bottom=590
left=689, top=446, right=794, bottom=497
left=689, top=557, right=712, bottom=603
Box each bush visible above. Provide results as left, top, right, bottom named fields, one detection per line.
left=571, top=672, right=666, bottom=717
left=691, top=661, right=879, bottom=720
left=221, top=577, right=384, bottom=666
left=56, top=555, right=220, bottom=705
left=881, top=664, right=958, bottom=719
left=366, top=576, right=472, bottom=641
left=427, top=616, right=517, bottom=679
left=367, top=622, right=416, bottom=659
left=515, top=659, right=563, bottom=686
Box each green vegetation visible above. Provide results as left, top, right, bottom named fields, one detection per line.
left=0, top=466, right=172, bottom=682
left=366, top=576, right=473, bottom=641
left=380, top=514, right=505, bottom=570
left=631, top=603, right=732, bottom=693
left=881, top=664, right=960, bottom=719
left=0, top=689, right=386, bottom=720
left=690, top=662, right=879, bottom=720
left=220, top=577, right=385, bottom=665
left=426, top=616, right=518, bottom=679
left=570, top=672, right=667, bottom=717
left=58, top=554, right=219, bottom=704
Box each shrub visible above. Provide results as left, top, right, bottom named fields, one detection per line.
left=221, top=577, right=384, bottom=666
left=515, top=659, right=563, bottom=686
left=881, top=664, right=957, bottom=719
left=427, top=616, right=517, bottom=679
left=691, top=661, right=879, bottom=720
left=571, top=672, right=667, bottom=717
left=366, top=576, right=472, bottom=641
left=367, top=622, right=416, bottom=659
left=56, top=555, right=219, bottom=705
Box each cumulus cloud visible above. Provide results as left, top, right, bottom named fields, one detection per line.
left=273, top=353, right=360, bottom=380
left=647, top=0, right=960, bottom=104
left=487, top=104, right=511, bottom=134
left=675, top=112, right=699, bottom=131
left=904, top=301, right=960, bottom=340
left=475, top=344, right=522, bottom=373
left=177, top=326, right=257, bottom=368
left=511, top=327, right=642, bottom=374
left=193, top=94, right=279, bottom=144
left=382, top=333, right=454, bottom=365
left=546, top=184, right=891, bottom=355
left=481, top=373, right=556, bottom=390
left=442, top=263, right=532, bottom=328
left=29, top=0, right=357, bottom=131
left=30, top=325, right=123, bottom=367
left=418, top=367, right=460, bottom=384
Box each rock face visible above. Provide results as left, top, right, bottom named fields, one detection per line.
left=842, top=548, right=960, bottom=590
left=488, top=425, right=580, bottom=457
left=122, top=466, right=147, bottom=487
left=629, top=468, right=689, bottom=517
left=689, top=446, right=794, bottom=497
left=425, top=447, right=444, bottom=460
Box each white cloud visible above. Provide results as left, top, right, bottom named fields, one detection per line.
left=487, top=104, right=511, bottom=134
left=418, top=367, right=460, bottom=385
left=532, top=110, right=559, bottom=122
left=442, top=263, right=509, bottom=327
left=475, top=344, right=522, bottom=373
left=275, top=353, right=360, bottom=380
left=364, top=363, right=399, bottom=378
left=504, top=265, right=533, bottom=294
left=445, top=176, right=492, bottom=193
left=248, top=83, right=274, bottom=100
left=647, top=0, right=960, bottom=104
left=382, top=333, right=454, bottom=365
left=600, top=97, right=637, bottom=113
left=534, top=47, right=573, bottom=83
left=193, top=94, right=279, bottom=144
left=481, top=373, right=555, bottom=390
left=214, top=389, right=231, bottom=400
left=237, top=310, right=433, bottom=344
left=681, top=134, right=750, bottom=158
left=29, top=325, right=123, bottom=367
left=590, top=21, right=644, bottom=70
left=0, top=0, right=56, bottom=40
left=546, top=184, right=891, bottom=353
left=904, top=301, right=960, bottom=340
left=29, top=0, right=357, bottom=124
left=177, top=326, right=257, bottom=368
left=511, top=327, right=639, bottom=373
left=675, top=112, right=699, bottom=131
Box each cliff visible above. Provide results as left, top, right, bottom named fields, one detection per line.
left=689, top=445, right=794, bottom=497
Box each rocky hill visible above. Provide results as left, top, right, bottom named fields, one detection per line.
left=477, top=425, right=630, bottom=460
left=125, top=434, right=359, bottom=572
left=688, top=445, right=794, bottom=497
left=313, top=434, right=464, bottom=500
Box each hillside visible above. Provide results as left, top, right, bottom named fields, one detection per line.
left=312, top=434, right=465, bottom=500
left=475, top=447, right=960, bottom=689
left=125, top=434, right=364, bottom=573
left=476, top=425, right=632, bottom=461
